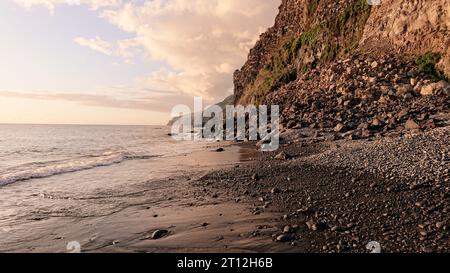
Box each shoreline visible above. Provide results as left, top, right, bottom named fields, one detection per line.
left=0, top=142, right=292, bottom=253
left=1, top=127, right=448, bottom=253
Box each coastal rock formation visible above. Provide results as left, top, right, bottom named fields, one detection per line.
left=233, top=0, right=450, bottom=132
left=268, top=51, right=449, bottom=140
left=361, top=0, right=450, bottom=76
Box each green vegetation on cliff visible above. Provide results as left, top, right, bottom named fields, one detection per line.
left=240, top=0, right=371, bottom=105
left=308, top=0, right=320, bottom=14
left=416, top=52, right=448, bottom=81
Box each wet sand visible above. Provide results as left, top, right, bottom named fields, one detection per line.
left=0, top=143, right=292, bottom=253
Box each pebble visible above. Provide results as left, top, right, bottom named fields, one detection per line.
left=275, top=151, right=289, bottom=160
left=418, top=224, right=427, bottom=229
left=331, top=226, right=341, bottom=232
left=420, top=84, right=435, bottom=96
left=271, top=187, right=281, bottom=194
left=306, top=220, right=317, bottom=231
left=405, top=119, right=420, bottom=130
left=276, top=233, right=294, bottom=242
left=283, top=225, right=292, bottom=233
left=436, top=221, right=445, bottom=229
left=151, top=229, right=169, bottom=240
left=334, top=123, right=346, bottom=133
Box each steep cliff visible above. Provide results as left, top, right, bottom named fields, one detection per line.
left=234, top=0, right=450, bottom=105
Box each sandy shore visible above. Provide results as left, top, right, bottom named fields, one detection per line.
left=0, top=143, right=293, bottom=253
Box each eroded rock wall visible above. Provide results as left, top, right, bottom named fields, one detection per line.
left=234, top=0, right=450, bottom=104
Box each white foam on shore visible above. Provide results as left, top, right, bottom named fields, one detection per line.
left=0, top=152, right=157, bottom=187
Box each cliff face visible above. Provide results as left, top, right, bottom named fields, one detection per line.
left=233, top=0, right=309, bottom=104
left=361, top=0, right=450, bottom=75
left=234, top=0, right=450, bottom=105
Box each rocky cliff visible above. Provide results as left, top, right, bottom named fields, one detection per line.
left=235, top=0, right=372, bottom=104
left=361, top=0, right=450, bottom=74
left=234, top=0, right=449, bottom=139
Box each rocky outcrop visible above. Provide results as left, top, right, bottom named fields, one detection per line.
left=234, top=0, right=450, bottom=105
left=361, top=0, right=450, bottom=75
left=234, top=0, right=373, bottom=105
left=267, top=50, right=449, bottom=140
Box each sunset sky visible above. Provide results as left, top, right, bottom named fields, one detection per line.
left=0, top=0, right=279, bottom=125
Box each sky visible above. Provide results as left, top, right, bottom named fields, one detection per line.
left=0, top=0, right=280, bottom=125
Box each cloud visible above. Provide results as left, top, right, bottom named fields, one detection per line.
left=74, top=36, right=144, bottom=64
left=13, top=0, right=280, bottom=104
left=99, top=0, right=281, bottom=101
left=0, top=88, right=192, bottom=113
left=116, top=38, right=144, bottom=63
left=74, top=36, right=113, bottom=55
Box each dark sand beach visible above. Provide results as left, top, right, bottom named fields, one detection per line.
left=2, top=126, right=447, bottom=253
left=1, top=0, right=449, bottom=258
left=0, top=143, right=291, bottom=253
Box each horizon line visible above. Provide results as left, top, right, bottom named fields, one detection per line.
left=0, top=122, right=167, bottom=127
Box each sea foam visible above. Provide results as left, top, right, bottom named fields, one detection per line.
left=0, top=152, right=156, bottom=186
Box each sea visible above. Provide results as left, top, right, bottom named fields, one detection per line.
left=0, top=124, right=236, bottom=245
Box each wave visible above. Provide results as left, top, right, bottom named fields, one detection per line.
left=0, top=152, right=158, bottom=187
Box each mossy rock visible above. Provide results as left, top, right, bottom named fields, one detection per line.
left=416, top=52, right=448, bottom=80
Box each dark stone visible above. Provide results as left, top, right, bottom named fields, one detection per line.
left=151, top=229, right=169, bottom=240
